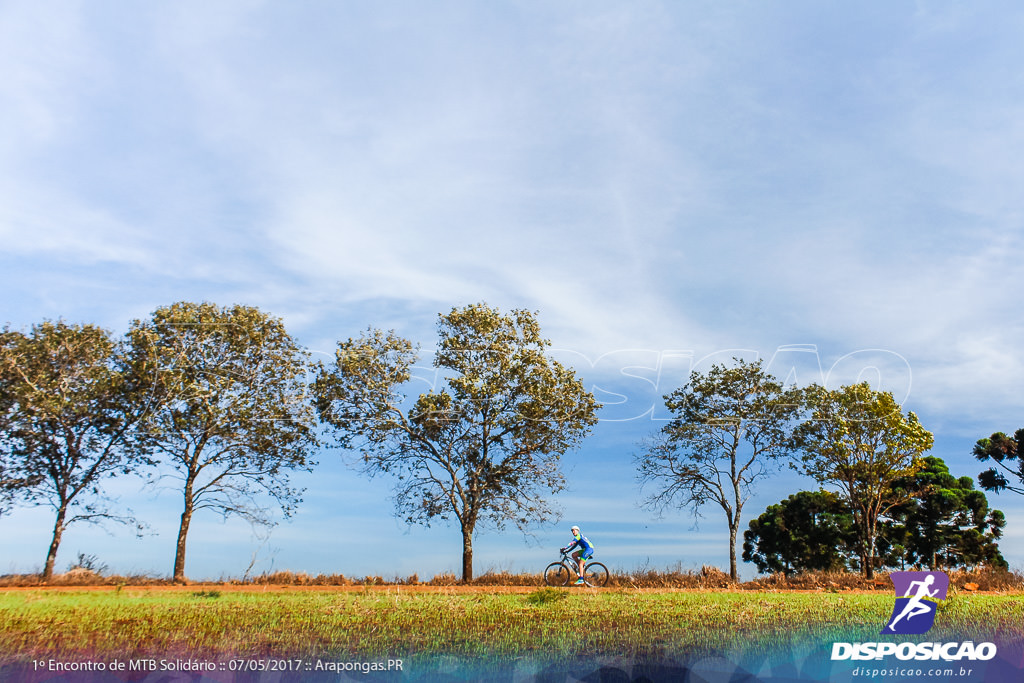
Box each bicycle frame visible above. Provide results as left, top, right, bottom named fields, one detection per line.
left=544, top=550, right=608, bottom=587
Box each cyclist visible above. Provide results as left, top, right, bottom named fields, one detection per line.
left=560, top=525, right=594, bottom=585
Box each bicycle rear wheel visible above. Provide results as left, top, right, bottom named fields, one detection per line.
left=544, top=562, right=572, bottom=586
left=584, top=561, right=609, bottom=587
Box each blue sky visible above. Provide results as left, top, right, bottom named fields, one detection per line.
left=2, top=2, right=1023, bottom=580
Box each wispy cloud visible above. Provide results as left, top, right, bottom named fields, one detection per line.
left=3, top=2, right=1024, bottom=577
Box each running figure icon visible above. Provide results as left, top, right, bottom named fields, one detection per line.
left=881, top=571, right=949, bottom=635
left=886, top=575, right=938, bottom=632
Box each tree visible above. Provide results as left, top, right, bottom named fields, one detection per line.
left=0, top=321, right=150, bottom=580
left=0, top=465, right=42, bottom=519
left=794, top=383, right=933, bottom=579
left=127, top=302, right=318, bottom=582
left=889, top=456, right=1005, bottom=570
left=973, top=429, right=1024, bottom=496
left=742, top=490, right=854, bottom=575
left=312, top=303, right=599, bottom=582
left=744, top=459, right=1003, bottom=577
left=0, top=466, right=12, bottom=517
left=636, top=358, right=804, bottom=581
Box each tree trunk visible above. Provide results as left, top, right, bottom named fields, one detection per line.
left=862, top=524, right=876, bottom=579
left=728, top=523, right=738, bottom=581
left=173, top=498, right=194, bottom=583
left=461, top=525, right=474, bottom=583
left=43, top=505, right=68, bottom=582
left=864, top=519, right=877, bottom=579
left=854, top=511, right=875, bottom=579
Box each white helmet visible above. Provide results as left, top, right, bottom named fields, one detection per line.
left=570, top=525, right=580, bottom=534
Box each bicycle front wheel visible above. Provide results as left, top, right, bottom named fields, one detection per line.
left=544, top=562, right=572, bottom=587
left=584, top=561, right=609, bottom=587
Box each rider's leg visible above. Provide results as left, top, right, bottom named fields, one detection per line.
left=572, top=550, right=583, bottom=580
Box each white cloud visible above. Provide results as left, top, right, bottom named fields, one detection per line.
left=3, top=2, right=1024, bottom=578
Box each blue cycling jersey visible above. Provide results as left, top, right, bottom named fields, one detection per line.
left=566, top=533, right=594, bottom=555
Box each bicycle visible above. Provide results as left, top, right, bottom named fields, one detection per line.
left=543, top=549, right=609, bottom=587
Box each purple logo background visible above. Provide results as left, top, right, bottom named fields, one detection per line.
left=882, top=571, right=949, bottom=635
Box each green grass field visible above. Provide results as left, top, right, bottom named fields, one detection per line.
left=2, top=587, right=1022, bottom=665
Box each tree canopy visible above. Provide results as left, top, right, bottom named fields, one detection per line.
left=742, top=490, right=853, bottom=576
left=973, top=429, right=1024, bottom=497
left=127, top=302, right=318, bottom=582
left=636, top=358, right=804, bottom=581
left=312, top=303, right=599, bottom=581
left=793, top=383, right=934, bottom=578
left=0, top=321, right=150, bottom=579
left=744, top=456, right=1004, bottom=576
left=888, top=455, right=1005, bottom=570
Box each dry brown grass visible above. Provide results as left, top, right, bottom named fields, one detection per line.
left=241, top=571, right=425, bottom=586
left=610, top=564, right=735, bottom=589
left=0, top=570, right=170, bottom=588
left=945, top=567, right=1024, bottom=591
left=2, top=565, right=1021, bottom=591
left=744, top=567, right=1024, bottom=592
left=243, top=571, right=355, bottom=586
left=745, top=570, right=883, bottom=591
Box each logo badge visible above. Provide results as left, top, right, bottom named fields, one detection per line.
left=881, top=571, right=949, bottom=635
